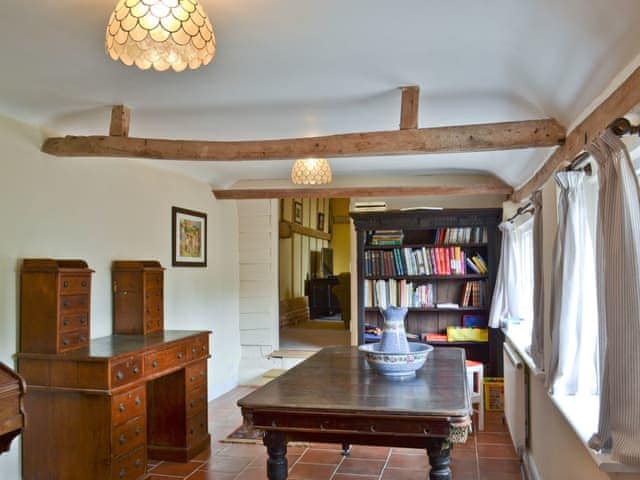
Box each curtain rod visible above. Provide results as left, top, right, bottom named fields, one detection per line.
left=565, top=117, right=640, bottom=173
left=506, top=201, right=534, bottom=223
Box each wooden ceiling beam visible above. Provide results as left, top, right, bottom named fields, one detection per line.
left=511, top=65, right=640, bottom=202
left=212, top=183, right=513, bottom=200
left=42, top=118, right=564, bottom=161
left=109, top=105, right=130, bottom=137
left=399, top=86, right=420, bottom=130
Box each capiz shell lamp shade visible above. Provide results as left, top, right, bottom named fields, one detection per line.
left=291, top=158, right=333, bottom=185
left=106, top=0, right=216, bottom=72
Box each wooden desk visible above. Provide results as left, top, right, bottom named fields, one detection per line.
left=0, top=363, right=26, bottom=455
left=18, top=330, right=211, bottom=480
left=239, top=346, right=471, bottom=480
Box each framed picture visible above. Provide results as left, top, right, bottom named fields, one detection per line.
left=293, top=200, right=303, bottom=224
left=172, top=207, right=207, bottom=267
left=317, top=212, right=325, bottom=231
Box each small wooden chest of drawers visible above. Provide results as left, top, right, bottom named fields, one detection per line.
left=112, top=261, right=165, bottom=335
left=20, top=259, right=94, bottom=353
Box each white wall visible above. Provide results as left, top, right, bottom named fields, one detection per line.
left=0, top=115, right=241, bottom=479
left=237, top=199, right=280, bottom=383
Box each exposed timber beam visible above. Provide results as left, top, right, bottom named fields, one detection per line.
left=109, top=105, right=130, bottom=137
left=213, top=184, right=513, bottom=200
left=42, top=118, right=564, bottom=161
left=279, top=220, right=332, bottom=241
left=512, top=65, right=640, bottom=202
left=399, top=86, right=420, bottom=130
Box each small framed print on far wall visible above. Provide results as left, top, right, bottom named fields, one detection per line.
left=172, top=206, right=207, bottom=267
left=317, top=212, right=325, bottom=231
left=293, top=200, right=303, bottom=224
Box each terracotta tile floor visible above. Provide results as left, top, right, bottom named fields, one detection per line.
left=144, top=386, right=523, bottom=480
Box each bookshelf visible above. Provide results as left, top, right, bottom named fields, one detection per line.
left=351, top=208, right=504, bottom=376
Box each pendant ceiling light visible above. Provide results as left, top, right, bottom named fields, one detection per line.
left=106, top=0, right=216, bottom=72
left=291, top=158, right=333, bottom=185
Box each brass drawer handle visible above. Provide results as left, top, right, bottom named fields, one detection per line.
left=63, top=300, right=69, bottom=308
left=177, top=352, right=184, bottom=359
left=133, top=366, right=140, bottom=374
left=119, top=468, right=125, bottom=478
left=63, top=319, right=69, bottom=327
left=80, top=316, right=87, bottom=325
left=81, top=280, right=87, bottom=287
left=119, top=403, right=125, bottom=412
left=151, top=360, right=158, bottom=368
left=369, top=425, right=376, bottom=432
left=135, top=459, right=142, bottom=468
left=116, top=371, right=124, bottom=381
left=63, top=339, right=69, bottom=346
left=135, top=397, right=141, bottom=406
left=63, top=281, right=69, bottom=288
left=119, top=434, right=126, bottom=445
left=190, top=376, right=196, bottom=382
left=192, top=348, right=196, bottom=354
left=79, top=336, right=87, bottom=343
left=135, top=426, right=141, bottom=436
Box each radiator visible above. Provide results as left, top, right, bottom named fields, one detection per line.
left=503, top=341, right=527, bottom=455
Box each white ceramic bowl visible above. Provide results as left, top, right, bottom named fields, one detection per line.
left=358, top=342, right=434, bottom=377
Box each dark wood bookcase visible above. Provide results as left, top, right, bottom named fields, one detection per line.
left=351, top=208, right=504, bottom=376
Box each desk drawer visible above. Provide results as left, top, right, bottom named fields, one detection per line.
left=188, top=335, right=209, bottom=360
left=145, top=343, right=188, bottom=375
left=112, top=415, right=146, bottom=458
left=58, top=328, right=89, bottom=352
left=186, top=410, right=208, bottom=445
left=144, top=272, right=163, bottom=288
left=59, top=294, right=89, bottom=312
left=186, top=384, right=207, bottom=417
left=59, top=312, right=89, bottom=332
left=111, top=356, right=143, bottom=388
left=60, top=275, right=90, bottom=294
left=112, top=386, right=146, bottom=426
left=111, top=445, right=146, bottom=480
left=185, top=361, right=207, bottom=388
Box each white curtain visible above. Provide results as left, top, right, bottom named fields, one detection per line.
left=489, top=222, right=519, bottom=328
left=529, top=191, right=545, bottom=369
left=546, top=171, right=598, bottom=395
left=587, top=130, right=640, bottom=464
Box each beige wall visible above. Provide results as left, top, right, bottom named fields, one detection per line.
left=330, top=198, right=351, bottom=274
left=0, top=115, right=241, bottom=479
left=279, top=198, right=330, bottom=301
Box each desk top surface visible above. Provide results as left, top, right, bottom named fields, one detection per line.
left=238, top=346, right=470, bottom=418
left=17, top=330, right=209, bottom=361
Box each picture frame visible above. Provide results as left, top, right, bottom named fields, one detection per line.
left=293, top=200, right=303, bottom=224
left=172, top=206, right=207, bottom=267
left=317, top=212, right=325, bottom=231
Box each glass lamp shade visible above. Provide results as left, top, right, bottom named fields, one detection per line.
left=105, top=0, right=216, bottom=72
left=291, top=158, right=333, bottom=185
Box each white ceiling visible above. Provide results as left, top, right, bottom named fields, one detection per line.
left=2, top=0, right=640, bottom=187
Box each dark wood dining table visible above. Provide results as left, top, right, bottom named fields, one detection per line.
left=238, top=345, right=472, bottom=480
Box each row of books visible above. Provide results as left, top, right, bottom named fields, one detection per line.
left=433, top=227, right=487, bottom=245
left=367, top=229, right=404, bottom=246
left=363, top=280, right=435, bottom=308
left=460, top=281, right=488, bottom=307
left=364, top=248, right=488, bottom=277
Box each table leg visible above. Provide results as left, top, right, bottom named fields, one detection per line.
left=425, top=438, right=451, bottom=480
left=264, top=431, right=288, bottom=479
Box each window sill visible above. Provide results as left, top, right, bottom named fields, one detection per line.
left=548, top=393, right=640, bottom=474
left=503, top=323, right=640, bottom=473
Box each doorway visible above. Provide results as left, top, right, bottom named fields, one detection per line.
left=278, top=198, right=352, bottom=350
